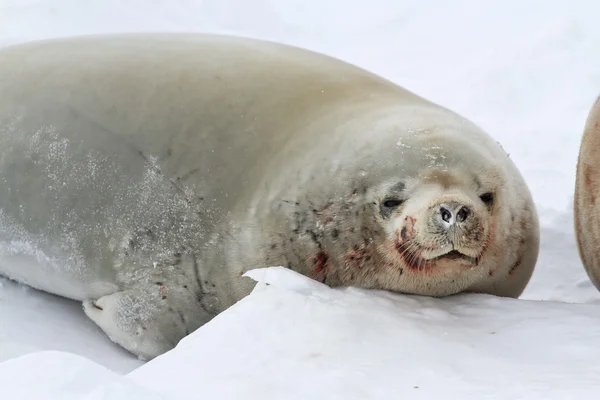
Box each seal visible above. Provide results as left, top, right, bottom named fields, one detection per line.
left=575, top=95, right=600, bottom=290
left=0, top=33, right=539, bottom=360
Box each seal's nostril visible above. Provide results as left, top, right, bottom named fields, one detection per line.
left=456, top=206, right=470, bottom=222
left=440, top=206, right=452, bottom=222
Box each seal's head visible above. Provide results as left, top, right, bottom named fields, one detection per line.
left=261, top=108, right=535, bottom=298
left=293, top=123, right=518, bottom=297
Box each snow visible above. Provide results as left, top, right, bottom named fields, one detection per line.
left=0, top=351, right=160, bottom=400
left=3, top=268, right=600, bottom=399
left=1, top=0, right=600, bottom=398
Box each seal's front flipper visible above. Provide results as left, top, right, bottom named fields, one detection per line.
left=83, top=288, right=190, bottom=361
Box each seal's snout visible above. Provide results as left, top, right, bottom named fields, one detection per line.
left=384, top=194, right=489, bottom=269
left=438, top=202, right=471, bottom=226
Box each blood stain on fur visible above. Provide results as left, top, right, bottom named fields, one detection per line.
left=308, top=251, right=329, bottom=273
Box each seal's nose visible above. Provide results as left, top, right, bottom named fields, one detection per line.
left=440, top=205, right=453, bottom=223
left=456, top=206, right=470, bottom=222
left=439, top=204, right=470, bottom=225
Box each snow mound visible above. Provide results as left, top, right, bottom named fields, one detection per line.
left=4, top=267, right=600, bottom=399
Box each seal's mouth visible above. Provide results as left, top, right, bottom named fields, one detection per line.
left=394, top=238, right=480, bottom=270
left=428, top=249, right=477, bottom=264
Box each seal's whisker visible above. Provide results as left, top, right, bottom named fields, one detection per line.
left=405, top=242, right=423, bottom=268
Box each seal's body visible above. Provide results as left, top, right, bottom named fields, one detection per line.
left=0, top=33, right=539, bottom=359
left=575, top=96, right=600, bottom=290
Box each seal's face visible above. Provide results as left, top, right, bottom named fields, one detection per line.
left=375, top=169, right=494, bottom=276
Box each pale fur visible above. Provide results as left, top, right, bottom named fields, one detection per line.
left=575, top=95, right=600, bottom=291
left=0, top=33, right=539, bottom=360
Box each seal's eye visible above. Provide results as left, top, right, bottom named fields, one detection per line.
left=380, top=198, right=404, bottom=217
left=383, top=199, right=404, bottom=208
left=479, top=192, right=494, bottom=206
